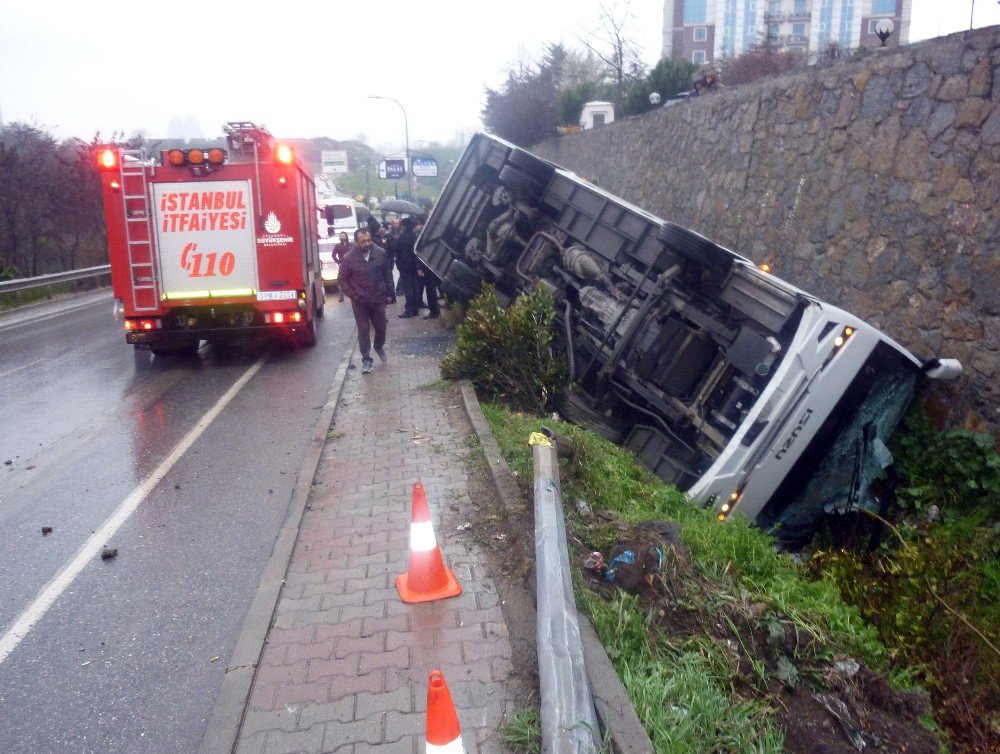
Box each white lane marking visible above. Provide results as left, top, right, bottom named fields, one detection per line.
left=0, top=354, right=268, bottom=665
left=0, top=356, right=49, bottom=379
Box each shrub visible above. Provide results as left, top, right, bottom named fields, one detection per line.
left=440, top=284, right=567, bottom=412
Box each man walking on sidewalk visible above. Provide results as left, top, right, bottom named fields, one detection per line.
left=338, top=228, right=393, bottom=374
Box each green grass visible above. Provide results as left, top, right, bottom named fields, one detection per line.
left=502, top=706, right=541, bottom=754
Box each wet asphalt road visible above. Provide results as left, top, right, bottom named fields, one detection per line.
left=0, top=291, right=355, bottom=753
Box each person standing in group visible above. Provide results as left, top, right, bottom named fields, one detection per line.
left=332, top=231, right=351, bottom=302
left=413, top=218, right=440, bottom=319
left=337, top=228, right=393, bottom=374
left=389, top=216, right=421, bottom=318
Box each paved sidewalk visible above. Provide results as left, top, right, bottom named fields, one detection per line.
left=233, top=312, right=530, bottom=754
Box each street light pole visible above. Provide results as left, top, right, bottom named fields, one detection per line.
left=367, top=95, right=410, bottom=194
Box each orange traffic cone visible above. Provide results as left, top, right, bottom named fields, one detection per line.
left=395, top=481, right=462, bottom=603
left=426, top=669, right=465, bottom=753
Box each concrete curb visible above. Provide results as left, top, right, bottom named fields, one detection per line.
left=457, top=381, right=654, bottom=754
left=198, top=341, right=356, bottom=754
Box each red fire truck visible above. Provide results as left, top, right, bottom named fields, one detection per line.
left=97, top=122, right=325, bottom=354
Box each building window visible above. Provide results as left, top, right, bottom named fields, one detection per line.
left=683, top=0, right=707, bottom=24
left=871, top=0, right=895, bottom=13
left=693, top=50, right=707, bottom=64
left=768, top=23, right=780, bottom=38
left=792, top=22, right=805, bottom=39
left=769, top=0, right=781, bottom=12
left=794, top=0, right=807, bottom=13
left=693, top=26, right=708, bottom=41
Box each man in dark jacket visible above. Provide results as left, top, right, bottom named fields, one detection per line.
left=388, top=217, right=421, bottom=318
left=338, top=228, right=394, bottom=374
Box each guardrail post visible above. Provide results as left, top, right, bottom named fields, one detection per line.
left=531, top=430, right=601, bottom=753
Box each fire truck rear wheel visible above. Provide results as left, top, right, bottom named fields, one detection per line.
left=296, top=320, right=317, bottom=348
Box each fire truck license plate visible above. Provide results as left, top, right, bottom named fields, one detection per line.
left=257, top=290, right=297, bottom=301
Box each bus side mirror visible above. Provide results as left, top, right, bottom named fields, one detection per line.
left=922, top=358, right=962, bottom=381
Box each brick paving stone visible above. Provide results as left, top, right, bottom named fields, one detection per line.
left=353, top=638, right=405, bottom=671
left=254, top=660, right=309, bottom=687
left=307, top=653, right=361, bottom=683
left=314, top=618, right=364, bottom=642
left=260, top=724, right=326, bottom=754
left=271, top=680, right=331, bottom=709
left=353, top=736, right=417, bottom=754
left=285, top=637, right=338, bottom=664
left=321, top=715, right=383, bottom=750
left=381, top=710, right=425, bottom=740
left=240, top=707, right=301, bottom=736
left=329, top=670, right=385, bottom=698
left=462, top=640, right=513, bottom=664
left=354, top=686, right=414, bottom=721
left=297, top=697, right=356, bottom=729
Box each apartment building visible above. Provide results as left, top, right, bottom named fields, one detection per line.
left=662, top=0, right=912, bottom=64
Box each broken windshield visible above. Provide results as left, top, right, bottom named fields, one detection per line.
left=757, top=341, right=919, bottom=544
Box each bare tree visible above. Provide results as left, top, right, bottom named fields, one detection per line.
left=574, top=1, right=646, bottom=115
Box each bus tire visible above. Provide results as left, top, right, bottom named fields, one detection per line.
left=657, top=222, right=732, bottom=271
left=498, top=165, right=546, bottom=203
left=506, top=149, right=554, bottom=184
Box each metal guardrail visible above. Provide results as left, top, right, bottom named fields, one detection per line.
left=0, top=265, right=112, bottom=295
left=531, top=430, right=601, bottom=753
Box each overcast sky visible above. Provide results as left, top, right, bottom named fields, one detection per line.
left=1, top=0, right=996, bottom=150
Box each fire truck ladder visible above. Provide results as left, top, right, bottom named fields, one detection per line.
left=119, top=150, right=159, bottom=311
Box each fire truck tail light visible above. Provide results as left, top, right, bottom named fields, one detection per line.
left=207, top=148, right=226, bottom=164
left=110, top=180, right=120, bottom=191
left=125, top=318, right=158, bottom=331
left=265, top=311, right=303, bottom=325
left=187, top=149, right=206, bottom=165
left=98, top=149, right=118, bottom=170
left=275, top=144, right=294, bottom=164
left=167, top=149, right=186, bottom=166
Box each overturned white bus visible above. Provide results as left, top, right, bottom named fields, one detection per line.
left=416, top=133, right=961, bottom=544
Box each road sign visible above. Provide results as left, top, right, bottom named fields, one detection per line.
left=379, top=159, right=406, bottom=179
left=321, top=150, right=348, bottom=175
left=411, top=157, right=438, bottom=178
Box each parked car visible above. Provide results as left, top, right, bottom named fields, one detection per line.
left=415, top=132, right=961, bottom=545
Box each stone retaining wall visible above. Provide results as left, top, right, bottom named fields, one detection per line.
left=533, top=27, right=999, bottom=433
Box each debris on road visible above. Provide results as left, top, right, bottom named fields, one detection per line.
left=41, top=526, right=53, bottom=535
left=101, top=546, right=118, bottom=560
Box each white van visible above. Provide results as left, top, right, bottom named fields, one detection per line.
left=316, top=196, right=370, bottom=290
